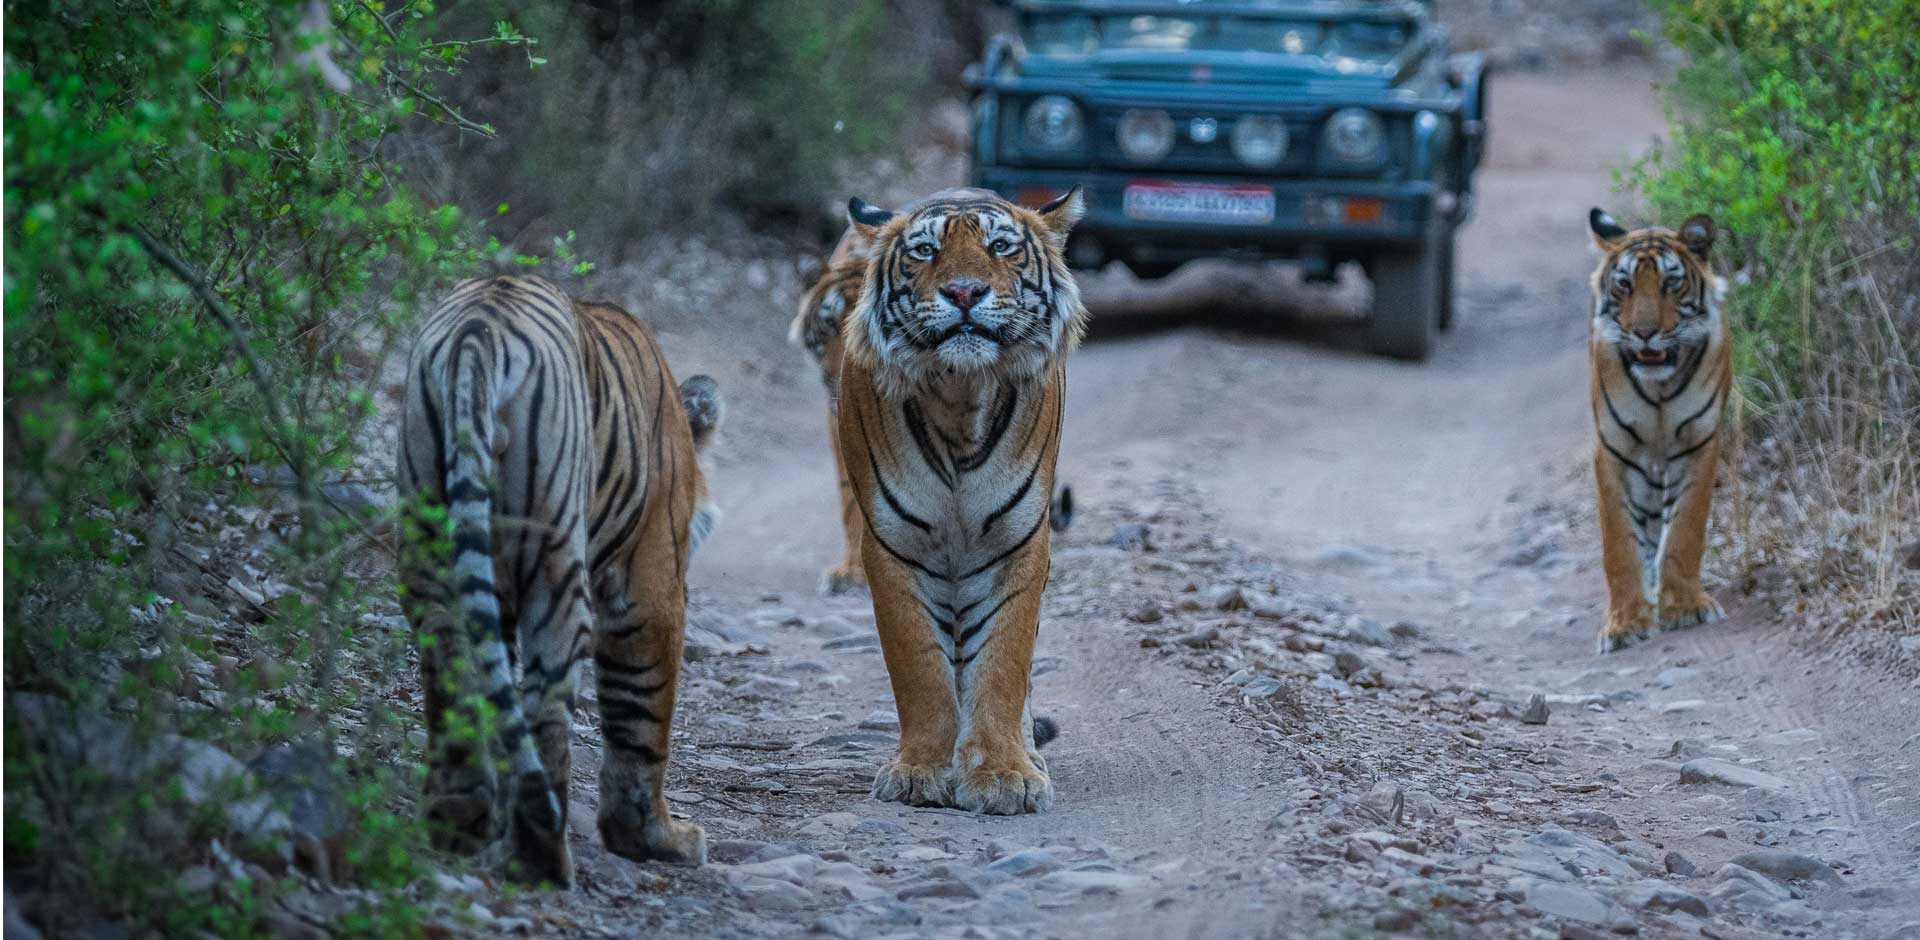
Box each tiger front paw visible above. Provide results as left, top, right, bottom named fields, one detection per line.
left=871, top=758, right=951, bottom=807
left=599, top=804, right=707, bottom=867
left=423, top=765, right=496, bottom=856
left=951, top=751, right=1052, bottom=816
left=1659, top=593, right=1724, bottom=632
left=818, top=562, right=868, bottom=595
left=1597, top=608, right=1656, bottom=655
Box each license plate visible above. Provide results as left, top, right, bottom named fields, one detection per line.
left=1123, top=182, right=1275, bottom=225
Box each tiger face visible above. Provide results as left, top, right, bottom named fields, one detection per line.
left=844, top=187, right=1085, bottom=391
left=1587, top=208, right=1725, bottom=384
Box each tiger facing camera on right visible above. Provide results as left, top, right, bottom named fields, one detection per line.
left=1586, top=207, right=1732, bottom=654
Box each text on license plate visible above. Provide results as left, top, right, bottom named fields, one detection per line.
left=1123, top=183, right=1275, bottom=225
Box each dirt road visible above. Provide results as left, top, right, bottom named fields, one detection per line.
left=508, top=71, right=1920, bottom=939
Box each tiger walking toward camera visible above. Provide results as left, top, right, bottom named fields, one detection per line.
left=1586, top=208, right=1731, bottom=653
left=834, top=187, right=1083, bottom=814
left=398, top=276, right=719, bottom=885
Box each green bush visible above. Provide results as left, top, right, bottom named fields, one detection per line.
left=3, top=2, right=539, bottom=935
left=1635, top=0, right=1918, bottom=609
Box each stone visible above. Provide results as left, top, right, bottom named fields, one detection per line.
left=1709, top=863, right=1795, bottom=911
left=1390, top=620, right=1423, bottom=639
left=1346, top=618, right=1394, bottom=646
left=1663, top=851, right=1698, bottom=877
left=1035, top=869, right=1145, bottom=895
left=823, top=634, right=881, bottom=651
left=987, top=848, right=1061, bottom=878
left=1520, top=694, right=1551, bottom=725
left=1107, top=523, right=1153, bottom=551
left=797, top=812, right=863, bottom=839
left=1562, top=809, right=1619, bottom=831
left=1202, top=584, right=1248, bottom=610
left=858, top=710, right=900, bottom=732
left=1314, top=545, right=1390, bottom=570
left=1241, top=677, right=1289, bottom=699
left=1332, top=651, right=1368, bottom=679
left=1678, top=758, right=1790, bottom=793
left=1727, top=850, right=1840, bottom=884
left=1525, top=882, right=1625, bottom=927
left=1657, top=699, right=1707, bottom=715
left=896, top=879, right=981, bottom=900
left=1525, top=827, right=1641, bottom=878
left=733, top=674, right=803, bottom=698
left=1127, top=601, right=1164, bottom=624
left=1652, top=667, right=1698, bottom=689
left=1624, top=880, right=1711, bottom=917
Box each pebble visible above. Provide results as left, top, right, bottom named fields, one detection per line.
left=1345, top=617, right=1394, bottom=646
left=858, top=710, right=900, bottom=732
left=987, top=849, right=1062, bottom=878
left=733, top=674, right=804, bottom=698
left=823, top=634, right=881, bottom=651
left=1656, top=699, right=1707, bottom=715
left=896, top=879, right=980, bottom=900
left=1561, top=809, right=1619, bottom=831
left=1624, top=880, right=1711, bottom=917
left=1653, top=666, right=1698, bottom=689
left=1678, top=758, right=1790, bottom=793
left=1663, top=851, right=1698, bottom=877
left=1727, top=850, right=1839, bottom=884
left=1314, top=544, right=1391, bottom=570
left=1128, top=601, right=1165, bottom=623
left=1034, top=870, right=1145, bottom=895
left=1241, top=677, right=1289, bottom=699
left=1524, top=882, right=1627, bottom=927
left=1520, top=694, right=1552, bottom=725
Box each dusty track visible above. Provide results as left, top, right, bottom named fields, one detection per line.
left=500, top=71, right=1920, bottom=939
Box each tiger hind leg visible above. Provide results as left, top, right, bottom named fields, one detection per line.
left=402, top=515, right=499, bottom=855
left=504, top=555, right=593, bottom=887
left=592, top=568, right=705, bottom=866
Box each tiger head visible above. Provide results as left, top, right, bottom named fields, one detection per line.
left=1588, top=207, right=1726, bottom=377
left=842, top=187, right=1086, bottom=392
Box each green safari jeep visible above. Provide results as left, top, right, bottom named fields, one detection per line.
left=964, top=0, right=1490, bottom=359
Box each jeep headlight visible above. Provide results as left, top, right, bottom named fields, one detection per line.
left=1116, top=109, right=1175, bottom=163
left=1231, top=114, right=1289, bottom=168
left=1023, top=95, right=1085, bottom=151
left=1324, top=108, right=1386, bottom=164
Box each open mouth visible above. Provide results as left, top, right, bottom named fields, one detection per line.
left=1634, top=348, right=1670, bottom=365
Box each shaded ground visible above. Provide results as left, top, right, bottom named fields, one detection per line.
left=457, top=70, right=1920, bottom=939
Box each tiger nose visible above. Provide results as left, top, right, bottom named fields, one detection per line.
left=940, top=279, right=989, bottom=312
left=1633, top=326, right=1660, bottom=340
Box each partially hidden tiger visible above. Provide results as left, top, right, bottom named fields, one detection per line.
left=826, top=186, right=1084, bottom=814
left=397, top=275, right=721, bottom=884
left=1585, top=208, right=1731, bottom=654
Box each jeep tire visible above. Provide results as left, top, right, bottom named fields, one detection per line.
left=1366, top=228, right=1449, bottom=360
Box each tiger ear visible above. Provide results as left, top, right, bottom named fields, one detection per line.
left=1678, top=213, right=1714, bottom=260
left=1034, top=186, right=1085, bottom=251
left=1589, top=207, right=1627, bottom=251
left=847, top=198, right=895, bottom=242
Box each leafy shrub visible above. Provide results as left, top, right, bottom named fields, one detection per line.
left=1635, top=0, right=1918, bottom=620
left=3, top=2, right=539, bottom=935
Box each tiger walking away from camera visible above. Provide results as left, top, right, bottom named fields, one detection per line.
left=833, top=186, right=1083, bottom=814
left=1586, top=209, right=1731, bottom=653
left=397, top=275, right=721, bottom=885
left=790, top=206, right=1073, bottom=596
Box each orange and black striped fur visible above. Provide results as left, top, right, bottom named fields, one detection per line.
left=790, top=229, right=872, bottom=594
left=790, top=216, right=1078, bottom=596
left=1587, top=209, right=1730, bottom=653
left=398, top=276, right=719, bottom=884
left=836, top=187, right=1083, bottom=814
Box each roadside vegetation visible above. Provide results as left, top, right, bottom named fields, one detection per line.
left=1634, top=0, right=1919, bottom=645
left=2, top=1, right=925, bottom=936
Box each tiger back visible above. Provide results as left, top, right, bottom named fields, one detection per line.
left=1585, top=209, right=1732, bottom=653
left=833, top=187, right=1084, bottom=815
left=397, top=275, right=718, bottom=885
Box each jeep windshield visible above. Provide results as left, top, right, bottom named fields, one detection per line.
left=1021, top=12, right=1412, bottom=60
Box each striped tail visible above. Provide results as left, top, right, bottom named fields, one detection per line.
left=444, top=330, right=564, bottom=864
